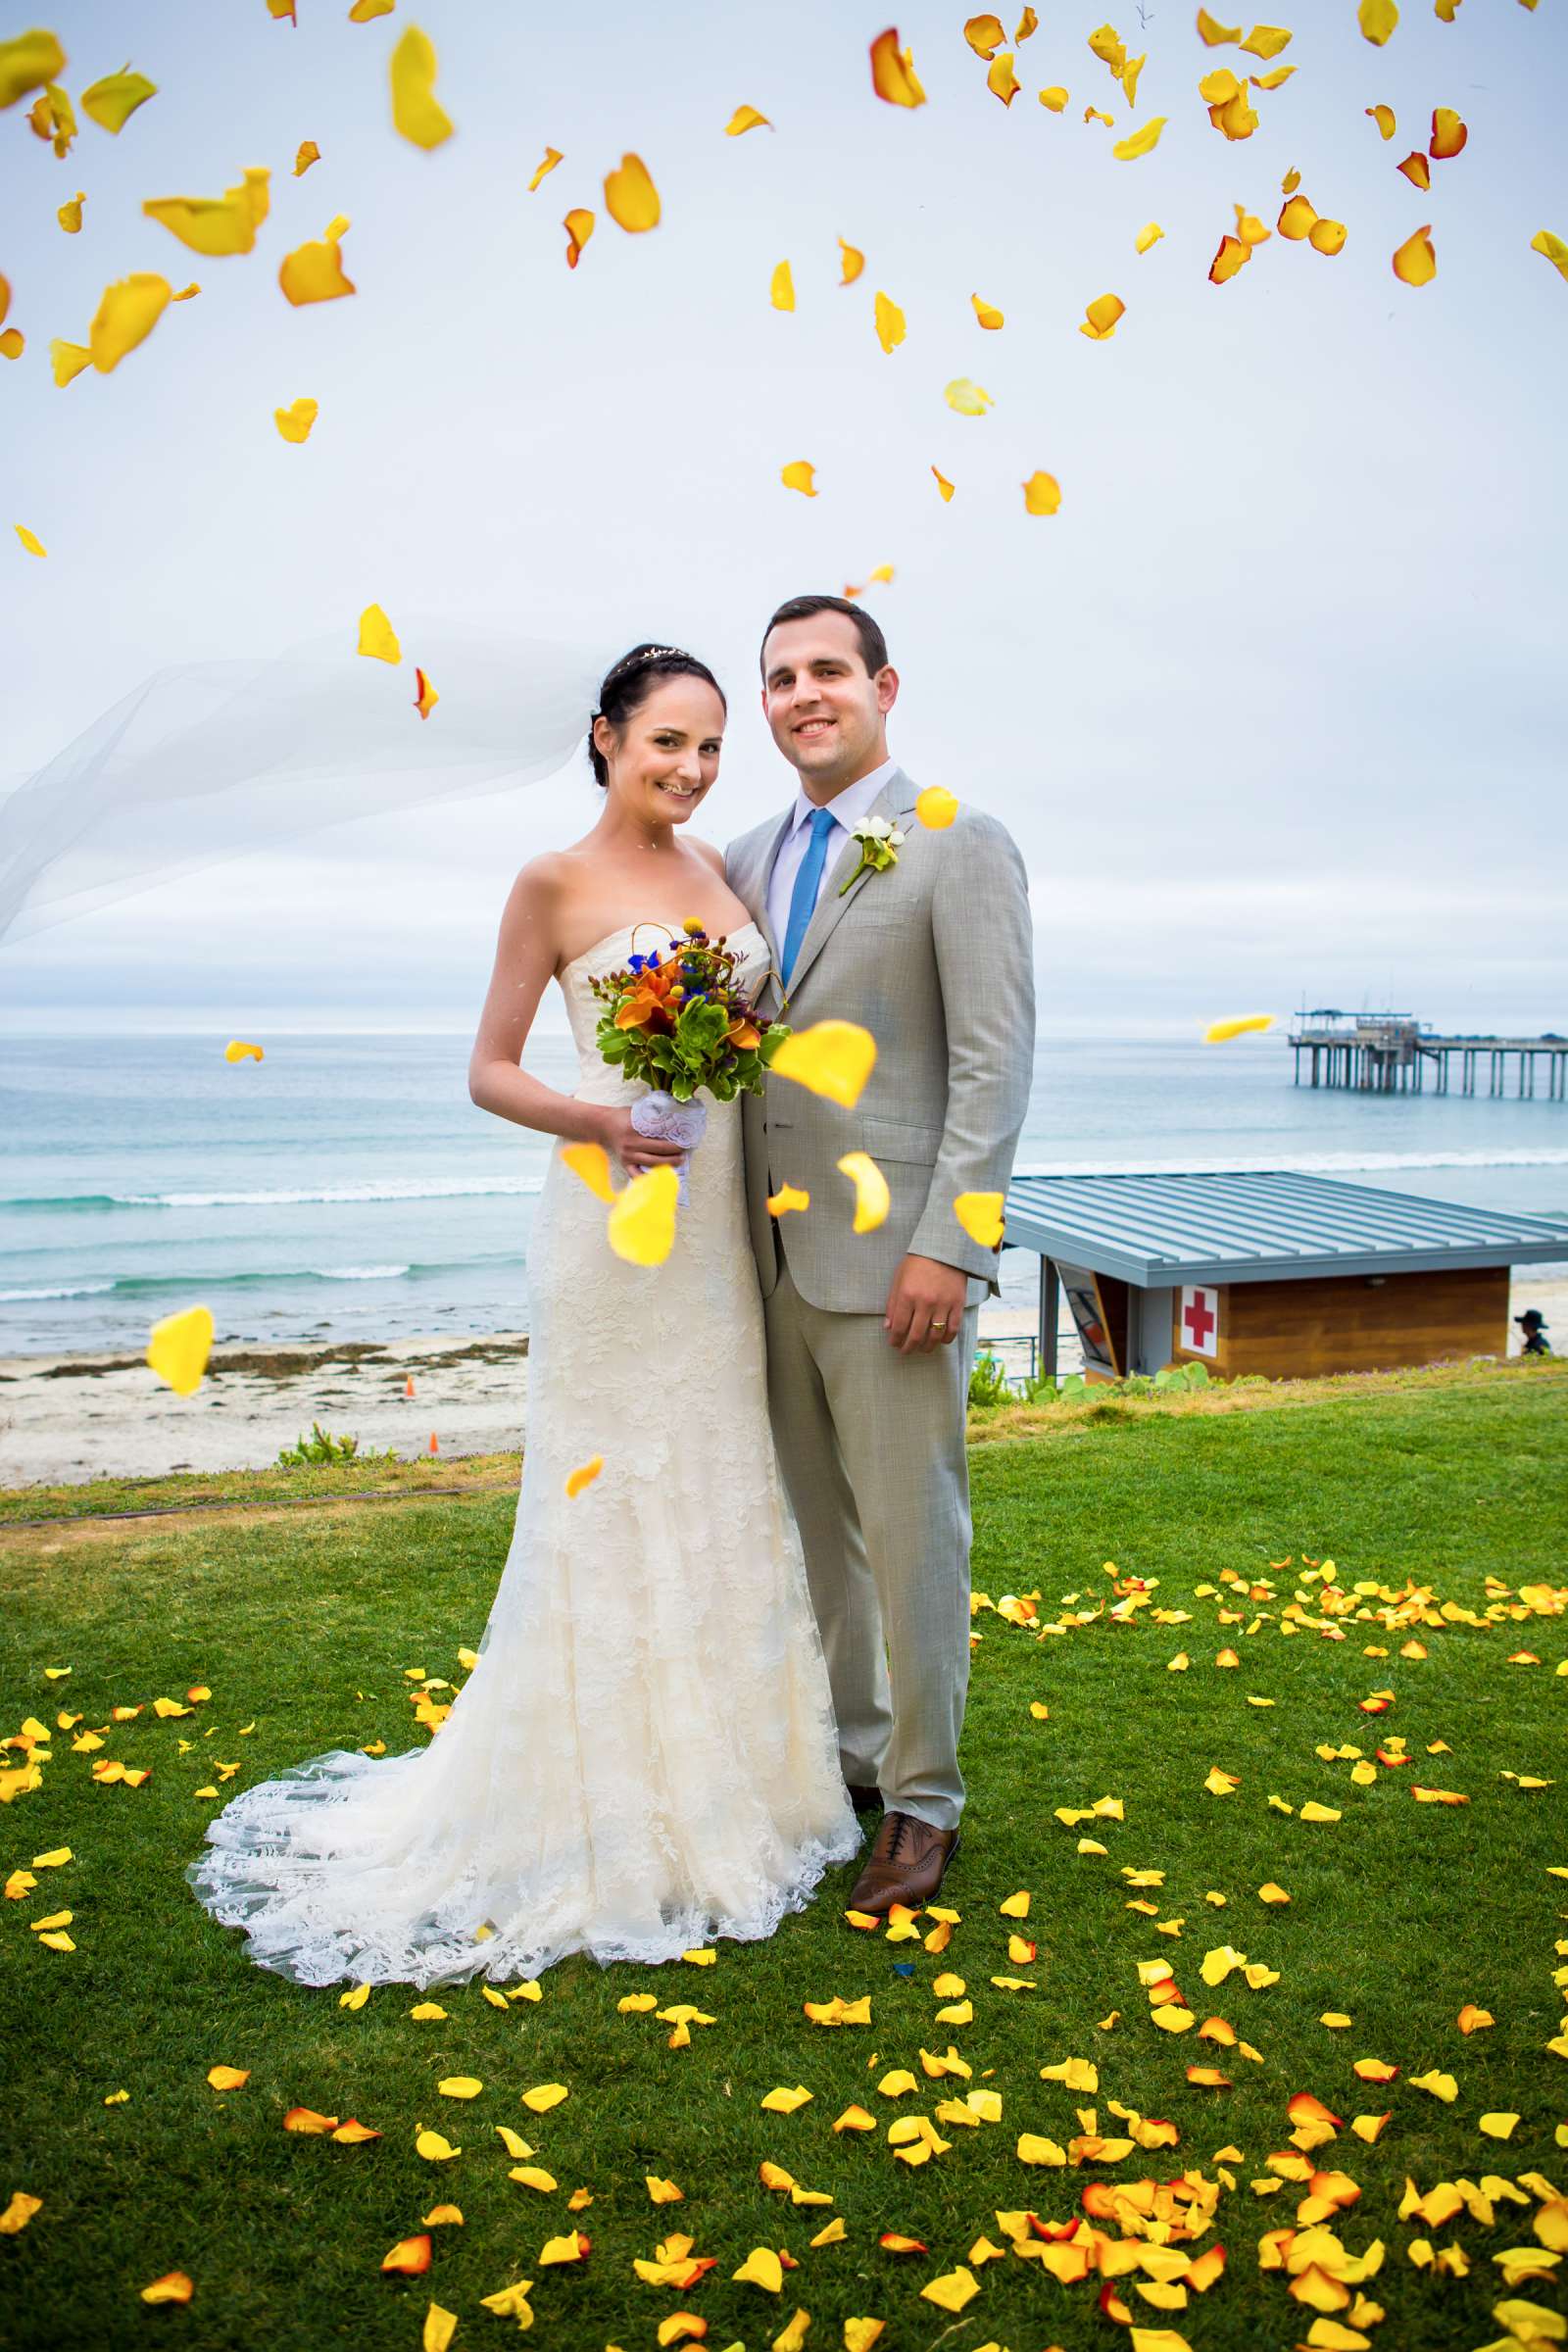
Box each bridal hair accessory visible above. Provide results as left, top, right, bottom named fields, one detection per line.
left=589, top=920, right=791, bottom=1194
left=0, top=614, right=606, bottom=947
left=838, top=812, right=906, bottom=897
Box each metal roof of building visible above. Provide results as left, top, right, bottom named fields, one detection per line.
left=1002, top=1169, right=1568, bottom=1286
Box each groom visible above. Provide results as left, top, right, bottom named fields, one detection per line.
left=726, top=595, right=1035, bottom=1916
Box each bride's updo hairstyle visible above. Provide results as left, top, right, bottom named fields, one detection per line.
left=587, top=643, right=726, bottom=787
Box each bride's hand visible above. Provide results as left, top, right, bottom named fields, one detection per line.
left=594, top=1106, right=691, bottom=1178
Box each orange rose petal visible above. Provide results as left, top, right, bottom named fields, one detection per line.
left=1307, top=218, right=1347, bottom=256
left=987, top=51, right=1020, bottom=105
left=1278, top=193, right=1317, bottom=238
left=963, top=13, right=1004, bottom=57
left=527, top=146, right=563, bottom=192
left=1209, top=234, right=1251, bottom=283
left=1397, top=150, right=1431, bottom=189
left=1393, top=223, right=1436, bottom=285
left=1429, top=105, right=1466, bottom=158
left=382, top=2235, right=433, bottom=2276
left=870, top=26, right=925, bottom=106
left=0, top=328, right=24, bottom=359
left=564, top=1456, right=604, bottom=1499
left=972, top=292, right=1004, bottom=329
left=564, top=209, right=594, bottom=269
left=414, top=666, right=438, bottom=719
left=766, top=1183, right=810, bottom=1215
left=1366, top=102, right=1395, bottom=140
left=1079, top=292, right=1125, bottom=338
left=931, top=466, right=955, bottom=501
left=140, top=2273, right=194, bottom=2306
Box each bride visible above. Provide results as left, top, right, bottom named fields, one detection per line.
left=185, top=642, right=862, bottom=1987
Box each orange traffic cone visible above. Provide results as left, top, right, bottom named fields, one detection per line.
left=405, top=1375, right=416, bottom=1398
left=428, top=1432, right=439, bottom=1454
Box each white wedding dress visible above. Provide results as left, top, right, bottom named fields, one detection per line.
left=185, top=920, right=861, bottom=1987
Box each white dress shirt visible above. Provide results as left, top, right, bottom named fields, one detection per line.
left=764, top=759, right=900, bottom=952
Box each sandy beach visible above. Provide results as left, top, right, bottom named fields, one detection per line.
left=0, top=1278, right=1561, bottom=1489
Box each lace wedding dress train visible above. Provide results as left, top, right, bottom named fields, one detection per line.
left=185, top=921, right=860, bottom=1988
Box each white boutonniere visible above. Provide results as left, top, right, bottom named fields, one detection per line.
left=839, top=813, right=906, bottom=897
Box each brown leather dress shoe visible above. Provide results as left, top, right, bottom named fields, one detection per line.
left=848, top=1810, right=960, bottom=1915
left=845, top=1783, right=883, bottom=1816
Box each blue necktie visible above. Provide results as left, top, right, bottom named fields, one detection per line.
left=779, top=807, right=838, bottom=988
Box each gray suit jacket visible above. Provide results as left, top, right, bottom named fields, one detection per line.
left=725, top=766, right=1035, bottom=1313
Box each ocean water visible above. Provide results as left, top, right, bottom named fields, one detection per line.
left=1, top=1028, right=1566, bottom=1359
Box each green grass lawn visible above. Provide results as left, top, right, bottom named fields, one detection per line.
left=3, top=1357, right=1566, bottom=2352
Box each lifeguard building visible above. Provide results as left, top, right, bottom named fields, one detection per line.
left=1001, top=1169, right=1568, bottom=1384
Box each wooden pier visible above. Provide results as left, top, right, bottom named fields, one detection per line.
left=1289, top=1012, right=1568, bottom=1099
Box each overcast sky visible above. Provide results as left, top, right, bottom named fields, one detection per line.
left=3, top=0, right=1565, bottom=1034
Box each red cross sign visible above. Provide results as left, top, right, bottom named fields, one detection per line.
left=1180, top=1284, right=1219, bottom=1357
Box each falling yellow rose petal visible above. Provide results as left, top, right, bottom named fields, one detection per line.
left=561, top=1141, right=615, bottom=1202
left=58, top=191, right=83, bottom=232
left=781, top=459, right=817, bottom=496
left=945, top=376, right=994, bottom=414
left=274, top=397, right=318, bottom=443
left=838, top=1152, right=890, bottom=1235
left=564, top=1456, right=603, bottom=1499
left=1393, top=223, right=1435, bottom=284
left=1359, top=0, right=1397, bottom=41
left=838, top=236, right=865, bottom=284
left=964, top=12, right=1004, bottom=55
left=954, top=1192, right=1004, bottom=1248
left=1022, top=469, right=1060, bottom=514
left=390, top=25, right=453, bottom=148
left=349, top=0, right=396, bottom=18
left=278, top=226, right=355, bottom=304
left=772, top=1019, right=876, bottom=1106
left=1039, top=84, right=1068, bottom=110
left=971, top=293, right=1004, bottom=329
left=870, top=27, right=925, bottom=107
left=358, top=604, right=402, bottom=663
left=916, top=785, right=958, bottom=828
left=1204, top=1013, right=1273, bottom=1042
left=770, top=260, right=795, bottom=311
left=1135, top=220, right=1165, bottom=254
left=89, top=273, right=172, bottom=372
left=1531, top=229, right=1568, bottom=283
left=605, top=153, right=661, bottom=231
left=725, top=104, right=770, bottom=134
left=1112, top=115, right=1166, bottom=160
left=526, top=146, right=563, bottom=192
left=223, top=1039, right=265, bottom=1064
left=766, top=1183, right=809, bottom=1215
left=1241, top=22, right=1292, bottom=54
left=563, top=209, right=594, bottom=269
left=874, top=290, right=906, bottom=352
left=987, top=50, right=1020, bottom=104
left=78, top=66, right=155, bottom=132
left=1079, top=292, right=1125, bottom=340
left=143, top=172, right=269, bottom=257
left=1085, top=105, right=1114, bottom=126
left=932, top=466, right=955, bottom=500
left=0, top=28, right=65, bottom=109
left=140, top=2274, right=194, bottom=2306
left=1399, top=149, right=1432, bottom=189
left=1278, top=192, right=1317, bottom=238
left=1197, top=8, right=1242, bottom=39
left=1308, top=218, right=1347, bottom=255
left=146, top=1304, right=214, bottom=1396
left=608, top=1166, right=679, bottom=1267
left=15, top=524, right=46, bottom=557
left=293, top=139, right=320, bottom=175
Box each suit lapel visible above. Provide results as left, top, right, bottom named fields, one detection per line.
left=748, top=808, right=794, bottom=970
left=781, top=766, right=918, bottom=1002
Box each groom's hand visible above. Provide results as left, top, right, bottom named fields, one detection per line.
left=884, top=1254, right=967, bottom=1355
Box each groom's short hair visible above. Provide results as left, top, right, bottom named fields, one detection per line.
left=760, top=595, right=889, bottom=680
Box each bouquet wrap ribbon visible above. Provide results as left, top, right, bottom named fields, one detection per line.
left=629, top=1091, right=709, bottom=1199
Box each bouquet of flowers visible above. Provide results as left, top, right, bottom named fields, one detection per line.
left=588, top=920, right=790, bottom=1183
